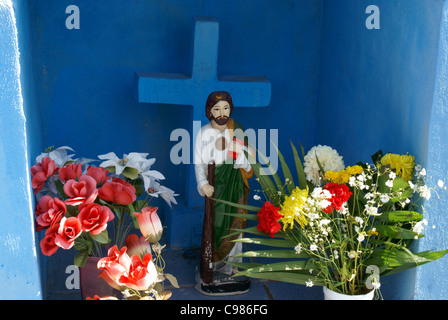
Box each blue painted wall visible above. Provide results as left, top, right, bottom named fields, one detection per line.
left=3, top=0, right=447, bottom=299
left=415, top=1, right=448, bottom=300
left=0, top=0, right=42, bottom=299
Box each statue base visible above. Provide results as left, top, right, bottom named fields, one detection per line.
left=194, top=267, right=251, bottom=296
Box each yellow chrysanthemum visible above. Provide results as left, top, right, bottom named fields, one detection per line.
left=345, top=165, right=363, bottom=176
left=279, top=186, right=309, bottom=230
left=380, top=153, right=415, bottom=181
left=324, top=165, right=364, bottom=184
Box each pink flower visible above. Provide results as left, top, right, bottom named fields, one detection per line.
left=133, top=207, right=162, bottom=243
left=58, top=163, right=82, bottom=182
left=98, top=178, right=136, bottom=205
left=97, top=245, right=157, bottom=291
left=125, top=234, right=152, bottom=258
left=86, top=166, right=110, bottom=185
left=117, top=254, right=158, bottom=291
left=78, top=203, right=114, bottom=235
left=63, top=175, right=98, bottom=206
left=55, top=217, right=82, bottom=250
left=31, top=156, right=58, bottom=194
left=97, top=245, right=132, bottom=290
left=40, top=224, right=60, bottom=256
left=35, top=195, right=66, bottom=232
left=86, top=295, right=118, bottom=300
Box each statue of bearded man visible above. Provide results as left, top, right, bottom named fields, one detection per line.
left=194, top=91, right=254, bottom=296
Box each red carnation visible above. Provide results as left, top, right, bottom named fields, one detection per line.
left=322, top=182, right=352, bottom=213
left=257, top=201, right=282, bottom=238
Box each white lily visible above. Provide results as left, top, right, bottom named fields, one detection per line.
left=147, top=181, right=178, bottom=208
left=36, top=146, right=75, bottom=167
left=98, top=152, right=149, bottom=175
left=140, top=158, right=166, bottom=190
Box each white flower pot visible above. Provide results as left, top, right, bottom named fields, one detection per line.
left=323, top=286, right=374, bottom=300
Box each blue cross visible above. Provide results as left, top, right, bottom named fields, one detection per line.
left=135, top=17, right=271, bottom=207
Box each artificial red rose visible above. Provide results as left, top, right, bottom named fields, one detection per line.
left=40, top=224, right=60, bottom=256
left=98, top=178, right=136, bottom=205
left=87, top=166, right=110, bottom=186
left=35, top=195, right=67, bottom=232
left=257, top=201, right=282, bottom=238
left=58, top=163, right=82, bottom=182
left=117, top=253, right=157, bottom=291
left=63, top=175, right=98, bottom=206
left=30, top=156, right=58, bottom=194
left=126, top=234, right=152, bottom=258
left=97, top=245, right=132, bottom=290
left=133, top=207, right=162, bottom=243
left=55, top=217, right=82, bottom=250
left=86, top=295, right=118, bottom=300
left=78, top=203, right=114, bottom=235
left=322, top=182, right=352, bottom=213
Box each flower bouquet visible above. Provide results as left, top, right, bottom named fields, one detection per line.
left=218, top=142, right=448, bottom=298
left=30, top=146, right=178, bottom=299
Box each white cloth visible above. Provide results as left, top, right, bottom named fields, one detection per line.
left=194, top=123, right=251, bottom=197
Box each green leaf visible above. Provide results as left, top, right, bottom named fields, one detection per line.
left=375, top=225, right=423, bottom=239
left=220, top=212, right=259, bottom=221
left=365, top=248, right=448, bottom=276
left=245, top=151, right=280, bottom=204
left=242, top=260, right=317, bottom=274
left=255, top=148, right=287, bottom=197
left=371, top=150, right=384, bottom=165
left=273, top=143, right=296, bottom=194
left=225, top=261, right=263, bottom=270
left=122, top=166, right=139, bottom=180
left=133, top=200, right=148, bottom=212
left=232, top=249, right=312, bottom=259
left=90, top=229, right=110, bottom=244
left=212, top=198, right=261, bottom=213
left=232, top=237, right=297, bottom=248
left=224, top=226, right=270, bottom=239
left=290, top=140, right=308, bottom=190
left=54, top=179, right=68, bottom=198
left=74, top=249, right=90, bottom=267
left=376, top=210, right=423, bottom=223
left=234, top=270, right=325, bottom=286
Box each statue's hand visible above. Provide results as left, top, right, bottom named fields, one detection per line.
left=201, top=184, right=214, bottom=198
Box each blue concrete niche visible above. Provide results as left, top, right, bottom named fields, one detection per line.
left=3, top=0, right=448, bottom=299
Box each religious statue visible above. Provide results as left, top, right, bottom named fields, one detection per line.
left=194, top=91, right=254, bottom=295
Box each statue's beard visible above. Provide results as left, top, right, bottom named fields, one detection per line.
left=212, top=116, right=229, bottom=125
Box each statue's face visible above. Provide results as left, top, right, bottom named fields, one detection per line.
left=210, top=100, right=231, bottom=125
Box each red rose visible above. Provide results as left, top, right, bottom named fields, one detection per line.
left=30, top=156, right=58, bottom=194
left=257, top=201, right=282, bottom=238
left=87, top=166, right=110, bottom=185
left=55, top=217, right=82, bottom=250
left=78, top=203, right=114, bottom=235
left=97, top=245, right=132, bottom=290
left=40, top=224, right=60, bottom=256
left=63, top=175, right=98, bottom=206
left=98, top=178, right=136, bottom=205
left=322, top=182, right=352, bottom=213
left=58, top=163, right=82, bottom=182
left=126, top=234, right=152, bottom=258
left=117, top=253, right=157, bottom=291
left=35, top=195, right=67, bottom=232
